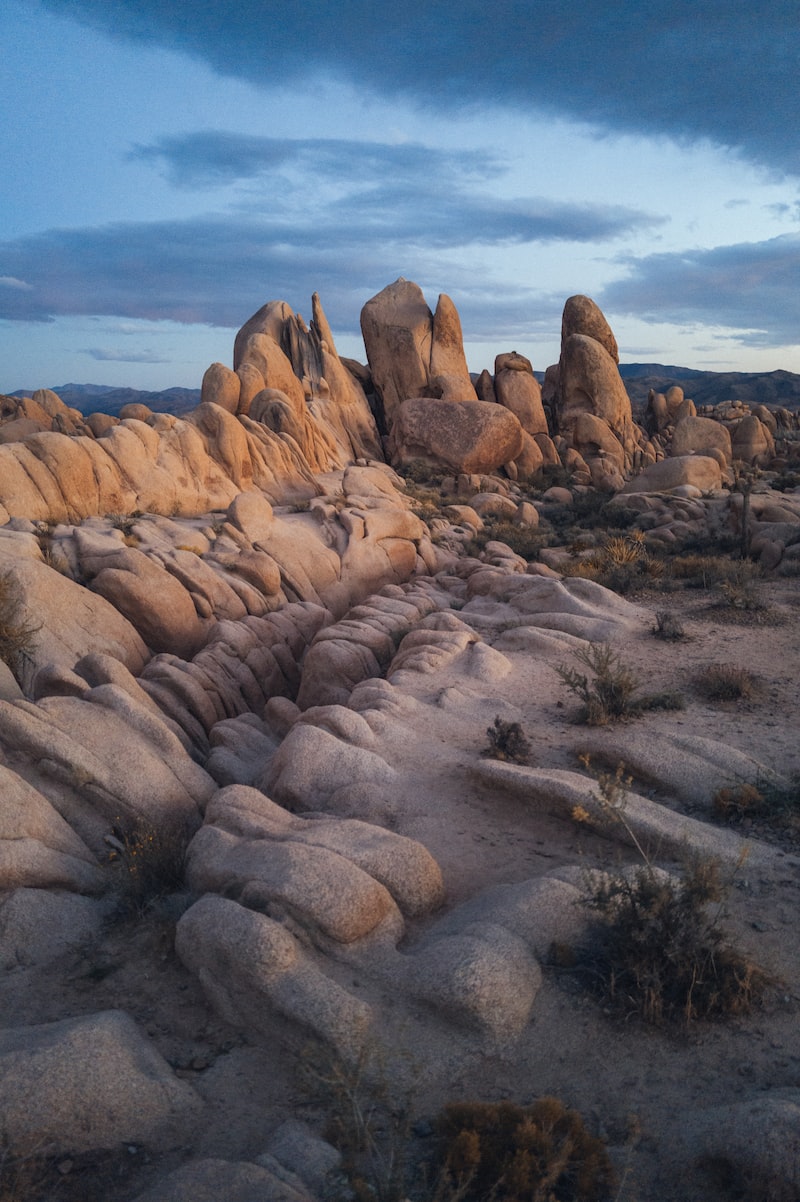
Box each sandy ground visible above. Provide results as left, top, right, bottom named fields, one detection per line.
left=3, top=572, right=799, bottom=1201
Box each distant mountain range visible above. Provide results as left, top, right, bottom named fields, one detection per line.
left=617, top=365, right=800, bottom=413
left=11, top=383, right=201, bottom=417
left=12, top=364, right=800, bottom=418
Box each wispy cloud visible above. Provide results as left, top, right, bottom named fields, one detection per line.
left=0, top=146, right=661, bottom=330
left=43, top=0, right=800, bottom=174
left=0, top=276, right=33, bottom=291
left=129, top=132, right=500, bottom=189
left=83, top=346, right=170, bottom=363
left=601, top=233, right=800, bottom=348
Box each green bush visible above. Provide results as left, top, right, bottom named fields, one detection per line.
left=432, top=1098, right=615, bottom=1202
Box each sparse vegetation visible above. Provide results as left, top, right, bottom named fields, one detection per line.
left=713, top=776, right=800, bottom=838
left=0, top=569, right=40, bottom=682
left=470, top=518, right=544, bottom=560
left=568, top=761, right=771, bottom=1023
left=483, top=716, right=532, bottom=765
left=556, top=642, right=684, bottom=725
left=575, top=854, right=769, bottom=1024
left=0, top=1137, right=49, bottom=1202
left=107, top=510, right=142, bottom=536
left=651, top=609, right=686, bottom=640
left=301, top=1042, right=414, bottom=1202
left=696, top=663, right=757, bottom=702
left=107, top=816, right=196, bottom=920
left=431, top=1098, right=616, bottom=1202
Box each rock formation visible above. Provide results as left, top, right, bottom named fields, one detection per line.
left=0, top=279, right=798, bottom=1202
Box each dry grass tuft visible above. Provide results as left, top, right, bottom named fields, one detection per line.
left=651, top=610, right=686, bottom=640
left=696, top=663, right=757, bottom=702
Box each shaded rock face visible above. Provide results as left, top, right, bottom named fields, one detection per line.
left=360, top=279, right=477, bottom=432
left=0, top=1011, right=202, bottom=1155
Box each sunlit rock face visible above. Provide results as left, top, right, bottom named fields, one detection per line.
left=553, top=294, right=639, bottom=485
left=360, top=278, right=477, bottom=429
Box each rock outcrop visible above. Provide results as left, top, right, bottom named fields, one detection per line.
left=360, top=279, right=477, bottom=431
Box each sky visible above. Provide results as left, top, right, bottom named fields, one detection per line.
left=1, top=0, right=799, bottom=392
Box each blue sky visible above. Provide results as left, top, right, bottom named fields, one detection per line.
left=2, top=0, right=799, bottom=391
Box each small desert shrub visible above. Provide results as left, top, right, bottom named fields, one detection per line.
left=576, top=856, right=769, bottom=1024
left=561, top=531, right=665, bottom=595
left=398, top=458, right=446, bottom=488
left=713, top=777, right=800, bottom=835
left=0, top=570, right=39, bottom=682
left=108, top=817, right=195, bottom=919
left=301, top=1042, right=413, bottom=1202
left=716, top=567, right=766, bottom=612
left=651, top=610, right=686, bottom=640
left=107, top=510, right=141, bottom=536
left=431, top=1098, right=615, bottom=1202
left=556, top=643, right=684, bottom=725
left=483, top=716, right=532, bottom=765
left=696, top=663, right=757, bottom=702
left=668, top=553, right=751, bottom=590
left=473, top=519, right=544, bottom=560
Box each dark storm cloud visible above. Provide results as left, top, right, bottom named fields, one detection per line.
left=42, top=0, right=800, bottom=174
left=601, top=234, right=800, bottom=347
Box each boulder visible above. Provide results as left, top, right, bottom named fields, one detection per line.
left=132, top=1159, right=314, bottom=1202
left=570, top=412, right=625, bottom=470
left=494, top=367, right=547, bottom=435
left=176, top=895, right=372, bottom=1057
left=731, top=413, right=776, bottom=466
left=201, top=362, right=241, bottom=414
left=561, top=294, right=619, bottom=362
left=204, top=784, right=444, bottom=918
left=557, top=334, right=633, bottom=450
left=671, top=415, right=732, bottom=463
left=621, top=455, right=723, bottom=495
left=406, top=923, right=542, bottom=1038
left=90, top=546, right=207, bottom=658
left=262, top=722, right=397, bottom=813
left=0, top=763, right=104, bottom=894
left=0, top=549, right=149, bottom=693
left=0, top=1010, right=202, bottom=1154
left=389, top=398, right=523, bottom=475
left=0, top=888, right=106, bottom=968
left=360, top=278, right=433, bottom=426
left=430, top=293, right=477, bottom=399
